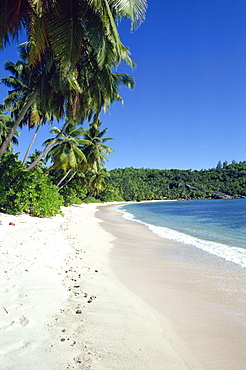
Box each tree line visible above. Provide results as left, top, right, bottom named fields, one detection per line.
left=0, top=0, right=147, bottom=216
left=1, top=2, right=245, bottom=215
left=97, top=162, right=246, bottom=202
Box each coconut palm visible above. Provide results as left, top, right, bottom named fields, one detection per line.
left=0, top=0, right=142, bottom=164
left=0, top=107, right=20, bottom=151
left=0, top=1, right=141, bottom=148
left=57, top=160, right=88, bottom=189
left=0, top=44, right=75, bottom=162
left=0, top=0, right=142, bottom=162
left=0, top=46, right=57, bottom=159
left=25, top=149, right=46, bottom=173
left=0, top=0, right=147, bottom=68
left=0, top=62, right=38, bottom=158
left=26, top=68, right=134, bottom=171
left=56, top=118, right=114, bottom=190
left=43, top=123, right=91, bottom=176
left=1, top=64, right=54, bottom=166
left=82, top=117, right=114, bottom=171
left=21, top=104, right=53, bottom=166
left=87, top=166, right=110, bottom=197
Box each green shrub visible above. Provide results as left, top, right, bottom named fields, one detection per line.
left=59, top=180, right=87, bottom=206
left=0, top=153, right=64, bottom=217
left=84, top=196, right=101, bottom=203
left=59, top=186, right=84, bottom=206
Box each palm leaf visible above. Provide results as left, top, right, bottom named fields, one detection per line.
left=47, top=0, right=87, bottom=65
left=112, top=0, right=147, bottom=30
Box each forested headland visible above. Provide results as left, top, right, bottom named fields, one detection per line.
left=98, top=161, right=246, bottom=202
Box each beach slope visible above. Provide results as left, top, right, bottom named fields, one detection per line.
left=0, top=204, right=194, bottom=369
left=1, top=203, right=245, bottom=369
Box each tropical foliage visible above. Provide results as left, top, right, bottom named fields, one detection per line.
left=5, top=0, right=236, bottom=220
left=0, top=0, right=147, bottom=215
left=0, top=0, right=145, bottom=160
left=0, top=106, right=20, bottom=150
left=0, top=153, right=64, bottom=217
left=81, top=117, right=114, bottom=171
left=43, top=123, right=89, bottom=172
left=0, top=0, right=146, bottom=67
left=103, top=162, right=246, bottom=201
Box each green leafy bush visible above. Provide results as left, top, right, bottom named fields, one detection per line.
left=58, top=176, right=87, bottom=206
left=83, top=196, right=101, bottom=203
left=0, top=153, right=64, bottom=217
left=59, top=186, right=84, bottom=206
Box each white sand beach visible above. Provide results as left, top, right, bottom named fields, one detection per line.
left=0, top=203, right=245, bottom=369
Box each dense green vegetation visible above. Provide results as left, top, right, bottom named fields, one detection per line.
left=0, top=1, right=146, bottom=159
left=0, top=119, right=115, bottom=215
left=1, top=2, right=245, bottom=215
left=99, top=162, right=246, bottom=202
left=0, top=1, right=147, bottom=216
left=0, top=153, right=64, bottom=217
left=1, top=148, right=246, bottom=216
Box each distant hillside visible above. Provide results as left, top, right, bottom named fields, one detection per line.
left=98, top=162, right=246, bottom=202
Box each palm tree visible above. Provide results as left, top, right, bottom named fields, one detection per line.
left=0, top=106, right=20, bottom=151
left=82, top=117, right=114, bottom=171
left=43, top=123, right=91, bottom=176
left=0, top=0, right=144, bottom=163
left=55, top=118, right=114, bottom=190
left=57, top=161, right=87, bottom=190
left=0, top=45, right=72, bottom=162
left=0, top=91, right=38, bottom=158
left=87, top=166, right=110, bottom=197
left=26, top=119, right=73, bottom=171
left=0, top=47, right=52, bottom=159
left=25, top=149, right=46, bottom=173
left=0, top=0, right=147, bottom=68
left=21, top=106, right=52, bottom=166
left=25, top=68, right=134, bottom=171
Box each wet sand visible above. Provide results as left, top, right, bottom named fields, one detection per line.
left=98, top=204, right=246, bottom=370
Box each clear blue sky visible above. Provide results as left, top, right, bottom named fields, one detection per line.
left=1, top=0, right=246, bottom=171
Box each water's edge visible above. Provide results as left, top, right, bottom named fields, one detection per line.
left=117, top=200, right=246, bottom=268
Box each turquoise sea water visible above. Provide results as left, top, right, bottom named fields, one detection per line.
left=118, top=199, right=246, bottom=268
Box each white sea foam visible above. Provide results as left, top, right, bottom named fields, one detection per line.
left=117, top=206, right=246, bottom=268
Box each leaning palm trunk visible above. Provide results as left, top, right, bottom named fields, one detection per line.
left=59, top=170, right=78, bottom=190
left=22, top=123, right=42, bottom=165
left=59, top=157, right=88, bottom=189
left=0, top=90, right=39, bottom=160
left=57, top=168, right=73, bottom=187
left=44, top=165, right=55, bottom=174
left=26, top=119, right=71, bottom=171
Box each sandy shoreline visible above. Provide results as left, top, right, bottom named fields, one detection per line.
left=1, top=202, right=246, bottom=369
left=99, top=204, right=246, bottom=369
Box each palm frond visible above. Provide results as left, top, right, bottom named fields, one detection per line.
left=0, top=0, right=31, bottom=47
left=28, top=12, right=49, bottom=65
left=112, top=0, right=147, bottom=30
left=48, top=0, right=87, bottom=65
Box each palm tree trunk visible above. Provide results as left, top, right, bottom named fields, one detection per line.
left=44, top=165, right=55, bottom=174
left=0, top=90, right=39, bottom=160
left=22, top=123, right=42, bottom=165
left=59, top=170, right=78, bottom=190
left=57, top=168, right=73, bottom=187
left=82, top=191, right=93, bottom=201
left=58, top=158, right=87, bottom=189
left=26, top=119, right=71, bottom=172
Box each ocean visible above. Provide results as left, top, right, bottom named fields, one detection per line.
left=117, top=198, right=246, bottom=268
